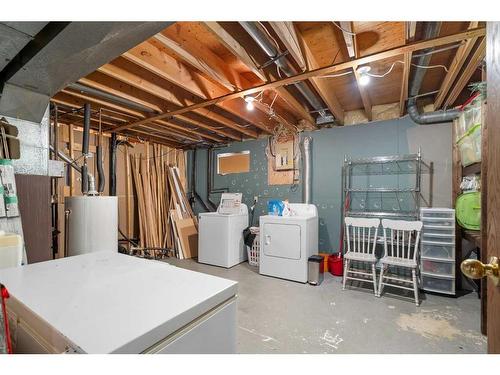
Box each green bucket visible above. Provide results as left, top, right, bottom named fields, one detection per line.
left=455, top=192, right=481, bottom=230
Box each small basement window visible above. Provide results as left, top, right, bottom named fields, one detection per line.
left=217, top=151, right=250, bottom=175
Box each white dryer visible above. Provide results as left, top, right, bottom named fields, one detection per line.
left=198, top=203, right=248, bottom=268
left=259, top=203, right=318, bottom=283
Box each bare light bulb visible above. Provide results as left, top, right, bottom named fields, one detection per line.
left=245, top=97, right=255, bottom=111
left=357, top=66, right=371, bottom=86
left=358, top=74, right=370, bottom=86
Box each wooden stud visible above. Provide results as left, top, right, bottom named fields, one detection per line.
left=338, top=22, right=356, bottom=58
left=296, top=28, right=344, bottom=124
left=353, top=65, right=373, bottom=120
left=125, top=145, right=132, bottom=249
left=399, top=51, right=412, bottom=116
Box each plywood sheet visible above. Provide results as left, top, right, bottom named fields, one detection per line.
left=267, top=155, right=294, bottom=185
left=175, top=218, right=198, bottom=259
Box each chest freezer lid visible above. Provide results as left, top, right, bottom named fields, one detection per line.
left=0, top=252, right=238, bottom=353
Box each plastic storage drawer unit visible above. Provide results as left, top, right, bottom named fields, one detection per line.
left=420, top=208, right=456, bottom=295
left=421, top=274, right=455, bottom=295
left=421, top=242, right=455, bottom=260
left=421, top=258, right=455, bottom=277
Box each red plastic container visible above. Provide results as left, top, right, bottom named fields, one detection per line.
left=328, top=253, right=343, bottom=276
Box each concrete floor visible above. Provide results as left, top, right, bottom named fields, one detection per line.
left=164, top=258, right=486, bottom=354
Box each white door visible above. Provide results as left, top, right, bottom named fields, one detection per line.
left=263, top=223, right=301, bottom=260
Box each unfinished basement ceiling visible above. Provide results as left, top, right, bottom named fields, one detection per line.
left=51, top=21, right=486, bottom=149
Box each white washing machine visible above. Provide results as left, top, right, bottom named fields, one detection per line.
left=198, top=204, right=248, bottom=268
left=259, top=203, right=318, bottom=283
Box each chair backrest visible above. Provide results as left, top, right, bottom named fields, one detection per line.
left=344, top=217, right=380, bottom=255
left=381, top=219, right=423, bottom=261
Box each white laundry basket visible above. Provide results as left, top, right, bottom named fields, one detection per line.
left=247, top=227, right=260, bottom=267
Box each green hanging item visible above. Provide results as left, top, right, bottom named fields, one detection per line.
left=455, top=192, right=481, bottom=230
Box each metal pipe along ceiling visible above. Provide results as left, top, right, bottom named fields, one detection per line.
left=68, top=83, right=156, bottom=114
left=239, top=22, right=328, bottom=119
left=407, top=21, right=460, bottom=124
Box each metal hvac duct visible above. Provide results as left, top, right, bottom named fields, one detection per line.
left=302, top=137, right=312, bottom=204
left=239, top=22, right=328, bottom=119
left=407, top=22, right=460, bottom=124
left=67, top=83, right=156, bottom=114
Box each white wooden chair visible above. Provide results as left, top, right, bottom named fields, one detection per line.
left=343, top=217, right=380, bottom=296
left=378, top=219, right=423, bottom=305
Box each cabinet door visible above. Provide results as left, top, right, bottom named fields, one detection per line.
left=263, top=223, right=301, bottom=260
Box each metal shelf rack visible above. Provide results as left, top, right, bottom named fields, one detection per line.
left=342, top=150, right=423, bottom=223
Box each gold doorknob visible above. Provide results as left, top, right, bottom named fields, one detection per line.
left=461, top=256, right=499, bottom=286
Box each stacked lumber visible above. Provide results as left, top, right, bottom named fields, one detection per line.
left=130, top=143, right=197, bottom=259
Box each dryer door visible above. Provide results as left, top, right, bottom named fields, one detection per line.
left=262, top=223, right=301, bottom=260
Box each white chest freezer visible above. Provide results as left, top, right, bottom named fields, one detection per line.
left=198, top=203, right=248, bottom=268
left=0, top=252, right=238, bottom=354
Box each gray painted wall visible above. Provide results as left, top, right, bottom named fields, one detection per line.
left=189, top=116, right=452, bottom=253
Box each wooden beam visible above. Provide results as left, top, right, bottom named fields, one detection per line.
left=122, top=41, right=273, bottom=133
left=268, top=22, right=306, bottom=71
left=98, top=61, right=259, bottom=139
left=444, top=36, right=486, bottom=108
left=52, top=97, right=212, bottom=143
left=338, top=22, right=356, bottom=58
left=54, top=92, right=227, bottom=143
left=434, top=22, right=480, bottom=109
left=120, top=129, right=185, bottom=148
left=152, top=33, right=236, bottom=92
left=77, top=73, right=238, bottom=141
left=203, top=22, right=267, bottom=82
left=399, top=51, right=412, bottom=116
left=406, top=22, right=417, bottom=41
left=296, top=28, right=344, bottom=124
left=114, top=27, right=486, bottom=132
left=350, top=23, right=372, bottom=120
left=275, top=87, right=316, bottom=128
left=353, top=65, right=373, bottom=120
left=253, top=100, right=297, bottom=133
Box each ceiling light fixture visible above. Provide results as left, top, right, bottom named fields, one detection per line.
left=357, top=66, right=371, bottom=86
left=244, top=96, right=256, bottom=111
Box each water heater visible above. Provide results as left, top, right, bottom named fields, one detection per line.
left=64, top=196, right=118, bottom=257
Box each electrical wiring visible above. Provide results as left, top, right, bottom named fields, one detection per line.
left=317, top=71, right=353, bottom=79
left=257, top=21, right=281, bottom=52
left=366, top=60, right=449, bottom=78
left=332, top=21, right=356, bottom=36
left=318, top=60, right=449, bottom=80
